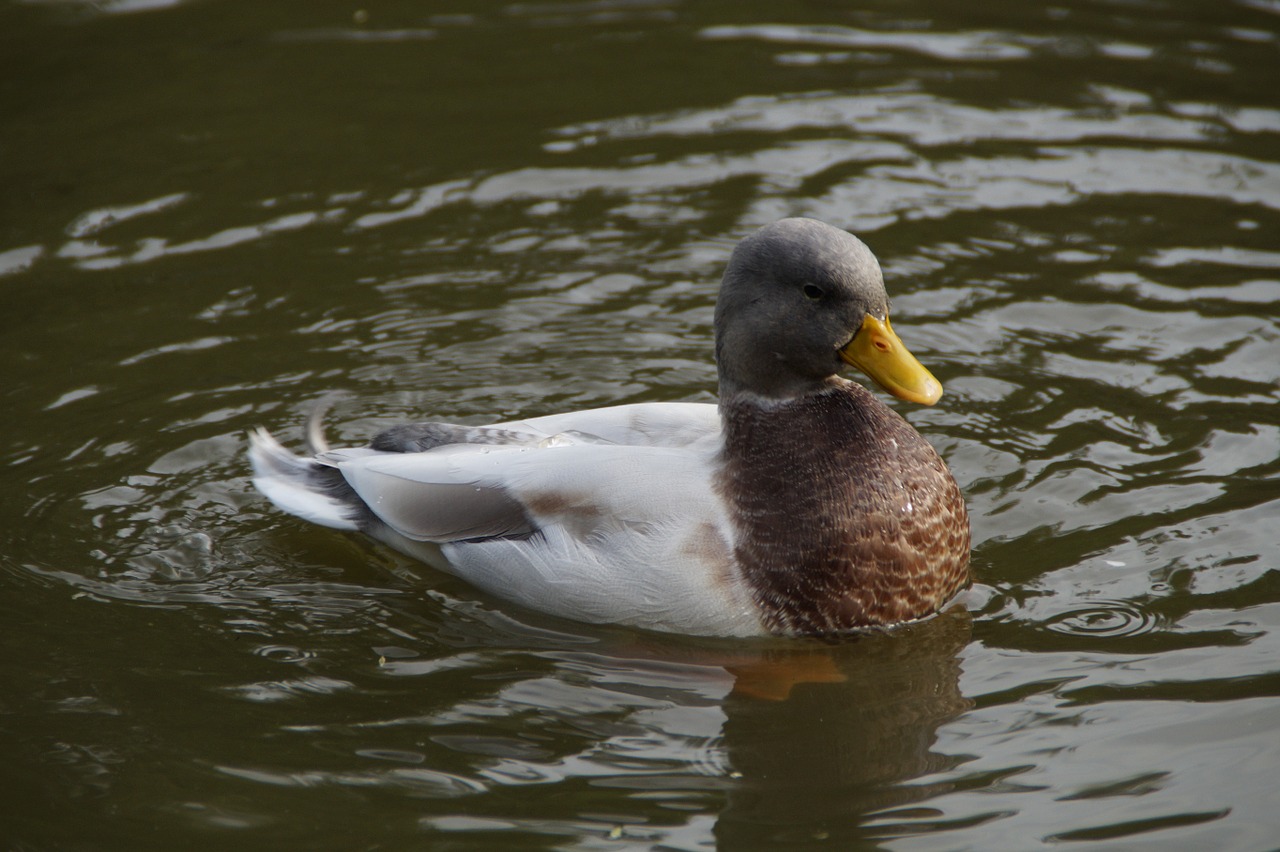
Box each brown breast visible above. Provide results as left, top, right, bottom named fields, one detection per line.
left=717, top=383, right=970, bottom=636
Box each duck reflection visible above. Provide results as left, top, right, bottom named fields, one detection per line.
left=711, top=608, right=971, bottom=846
left=362, top=590, right=971, bottom=846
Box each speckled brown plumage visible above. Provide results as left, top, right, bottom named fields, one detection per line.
left=718, top=381, right=970, bottom=636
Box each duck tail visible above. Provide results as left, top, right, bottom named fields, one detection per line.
left=248, top=427, right=362, bottom=531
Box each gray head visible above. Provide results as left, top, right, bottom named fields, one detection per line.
left=713, top=218, right=941, bottom=404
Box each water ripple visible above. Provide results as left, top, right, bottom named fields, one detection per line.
left=1043, top=601, right=1160, bottom=639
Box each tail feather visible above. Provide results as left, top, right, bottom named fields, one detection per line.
left=248, top=428, right=362, bottom=531
left=304, top=393, right=349, bottom=455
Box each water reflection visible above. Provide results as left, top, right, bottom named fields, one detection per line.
left=206, top=600, right=973, bottom=846
left=715, top=612, right=971, bottom=846
left=9, top=67, right=1279, bottom=278
left=16, top=0, right=192, bottom=15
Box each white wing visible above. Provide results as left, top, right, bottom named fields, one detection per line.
left=497, top=401, right=722, bottom=448
left=324, top=435, right=761, bottom=636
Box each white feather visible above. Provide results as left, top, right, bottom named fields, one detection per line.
left=310, top=409, right=760, bottom=635
left=247, top=428, right=358, bottom=531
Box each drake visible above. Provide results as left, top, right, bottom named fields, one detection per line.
left=249, top=218, right=970, bottom=637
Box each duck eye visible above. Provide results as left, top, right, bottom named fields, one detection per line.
left=802, top=284, right=825, bottom=301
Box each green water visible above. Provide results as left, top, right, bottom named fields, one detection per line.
left=2, top=0, right=1279, bottom=849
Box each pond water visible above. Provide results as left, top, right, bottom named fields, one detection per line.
left=3, top=0, right=1279, bottom=848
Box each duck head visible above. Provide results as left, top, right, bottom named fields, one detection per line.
left=714, top=218, right=942, bottom=405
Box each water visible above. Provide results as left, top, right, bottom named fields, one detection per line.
left=2, top=0, right=1278, bottom=848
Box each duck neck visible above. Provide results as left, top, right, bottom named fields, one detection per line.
left=715, top=373, right=844, bottom=409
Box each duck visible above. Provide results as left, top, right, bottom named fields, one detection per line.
left=249, top=218, right=970, bottom=637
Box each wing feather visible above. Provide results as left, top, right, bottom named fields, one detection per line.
left=501, top=401, right=720, bottom=448
left=326, top=446, right=535, bottom=542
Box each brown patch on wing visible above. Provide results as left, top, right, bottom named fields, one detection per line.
left=522, top=490, right=603, bottom=519
left=680, top=521, right=736, bottom=594
left=717, top=383, right=970, bottom=637
left=522, top=489, right=605, bottom=539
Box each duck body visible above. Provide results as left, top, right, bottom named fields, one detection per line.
left=250, top=219, right=970, bottom=637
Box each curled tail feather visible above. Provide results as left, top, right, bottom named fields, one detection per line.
left=248, top=428, right=363, bottom=531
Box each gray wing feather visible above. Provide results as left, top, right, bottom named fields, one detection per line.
left=329, top=451, right=535, bottom=542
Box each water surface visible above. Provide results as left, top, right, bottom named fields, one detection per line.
left=2, top=0, right=1279, bottom=848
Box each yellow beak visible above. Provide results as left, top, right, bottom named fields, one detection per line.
left=839, top=314, right=943, bottom=405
